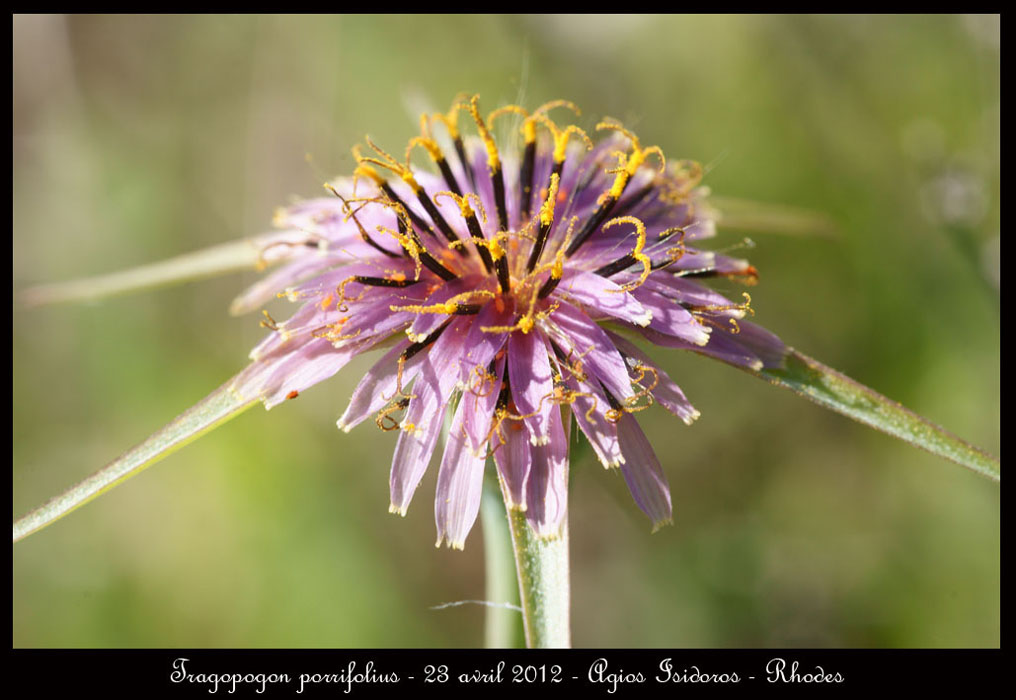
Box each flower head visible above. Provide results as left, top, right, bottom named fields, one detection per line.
left=229, top=95, right=786, bottom=549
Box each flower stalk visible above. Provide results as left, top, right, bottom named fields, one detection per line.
left=480, top=473, right=524, bottom=648
left=501, top=479, right=571, bottom=649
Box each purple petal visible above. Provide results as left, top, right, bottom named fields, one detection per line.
left=507, top=328, right=555, bottom=444
left=389, top=318, right=471, bottom=515
left=566, top=375, right=625, bottom=468
left=725, top=320, right=788, bottom=369
left=630, top=286, right=711, bottom=346
left=458, top=301, right=511, bottom=384
left=405, top=276, right=481, bottom=342
left=492, top=414, right=532, bottom=510
left=234, top=336, right=369, bottom=408
left=617, top=414, right=672, bottom=530
left=461, top=353, right=505, bottom=454
left=551, top=270, right=652, bottom=327
left=525, top=403, right=569, bottom=539
left=434, top=397, right=487, bottom=550
left=544, top=302, right=634, bottom=403
left=640, top=326, right=763, bottom=371
left=606, top=331, right=700, bottom=425
left=335, top=338, right=419, bottom=432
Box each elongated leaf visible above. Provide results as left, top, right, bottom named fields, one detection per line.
left=753, top=349, right=999, bottom=481
left=12, top=378, right=258, bottom=543
left=20, top=240, right=265, bottom=307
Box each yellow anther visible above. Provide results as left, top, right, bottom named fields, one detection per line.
left=314, top=324, right=362, bottom=344
left=621, top=363, right=659, bottom=414
left=259, top=310, right=279, bottom=331
left=468, top=365, right=498, bottom=398
left=597, top=118, right=642, bottom=151
left=488, top=104, right=539, bottom=145
left=406, top=135, right=443, bottom=165
left=467, top=95, right=500, bottom=173
left=534, top=99, right=581, bottom=117
left=433, top=190, right=487, bottom=224
left=406, top=113, right=446, bottom=166
left=596, top=121, right=665, bottom=202
left=691, top=292, right=754, bottom=317
left=539, top=173, right=560, bottom=228
left=361, top=137, right=422, bottom=192
left=602, top=216, right=652, bottom=292
left=488, top=104, right=528, bottom=127
left=391, top=290, right=496, bottom=316
left=431, top=94, right=470, bottom=140
left=334, top=276, right=366, bottom=312
left=530, top=113, right=593, bottom=163
left=353, top=162, right=386, bottom=189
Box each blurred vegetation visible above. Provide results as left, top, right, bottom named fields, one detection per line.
left=13, top=14, right=998, bottom=647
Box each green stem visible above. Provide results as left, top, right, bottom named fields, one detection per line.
left=480, top=473, right=523, bottom=648
left=501, top=483, right=571, bottom=648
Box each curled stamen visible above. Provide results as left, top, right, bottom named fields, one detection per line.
left=530, top=113, right=593, bottom=165
left=688, top=292, right=754, bottom=317
left=467, top=95, right=500, bottom=174
left=324, top=185, right=401, bottom=259
left=434, top=190, right=494, bottom=272
left=391, top=290, right=496, bottom=315
left=334, top=276, right=366, bottom=312
left=526, top=172, right=560, bottom=273
left=259, top=310, right=279, bottom=331
left=537, top=216, right=580, bottom=298
left=623, top=363, right=659, bottom=414
left=431, top=97, right=474, bottom=191
left=563, top=121, right=663, bottom=259
left=468, top=365, right=498, bottom=398
left=467, top=95, right=509, bottom=232
left=592, top=216, right=651, bottom=291
left=375, top=397, right=411, bottom=431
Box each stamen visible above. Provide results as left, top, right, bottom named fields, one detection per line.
left=402, top=317, right=454, bottom=362
left=646, top=227, right=689, bottom=271
left=369, top=196, right=458, bottom=282
left=467, top=364, right=498, bottom=398
left=434, top=191, right=494, bottom=273
left=687, top=292, right=754, bottom=334
left=352, top=275, right=419, bottom=288
left=334, top=277, right=365, bottom=312
left=467, top=95, right=508, bottom=232
left=679, top=265, right=760, bottom=285
left=536, top=216, right=579, bottom=299
left=375, top=397, right=410, bottom=431
left=600, top=383, right=626, bottom=424
left=432, top=98, right=475, bottom=192
left=390, top=290, right=495, bottom=315
left=525, top=172, right=560, bottom=273
left=362, top=139, right=465, bottom=254
left=325, top=185, right=401, bottom=258
left=591, top=216, right=651, bottom=291
left=565, top=121, right=663, bottom=258
left=408, top=114, right=463, bottom=197
left=259, top=310, right=279, bottom=331
left=354, top=145, right=438, bottom=242
left=520, top=137, right=536, bottom=220
left=622, top=362, right=658, bottom=414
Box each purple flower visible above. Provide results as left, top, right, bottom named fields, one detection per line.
left=228, top=95, right=786, bottom=549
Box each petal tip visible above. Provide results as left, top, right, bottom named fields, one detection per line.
left=650, top=518, right=674, bottom=533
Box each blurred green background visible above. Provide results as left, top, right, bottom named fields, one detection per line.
left=13, top=15, right=999, bottom=647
